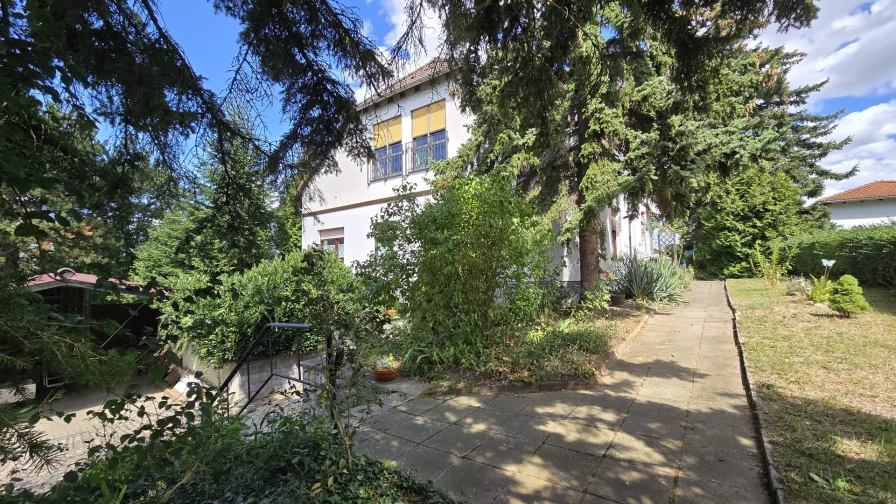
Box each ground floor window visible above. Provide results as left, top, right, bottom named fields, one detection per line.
left=319, top=228, right=345, bottom=262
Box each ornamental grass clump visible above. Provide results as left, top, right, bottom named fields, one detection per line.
left=828, top=275, right=871, bottom=318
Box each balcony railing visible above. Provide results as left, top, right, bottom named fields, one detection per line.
left=407, top=134, right=448, bottom=174
left=368, top=134, right=448, bottom=182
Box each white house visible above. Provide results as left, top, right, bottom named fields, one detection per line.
left=301, top=60, right=652, bottom=282
left=818, top=181, right=896, bottom=228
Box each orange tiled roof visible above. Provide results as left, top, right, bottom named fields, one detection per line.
left=359, top=59, right=450, bottom=108
left=818, top=181, right=896, bottom=203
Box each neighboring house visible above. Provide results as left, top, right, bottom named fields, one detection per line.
left=301, top=60, right=652, bottom=282
left=818, top=181, right=896, bottom=228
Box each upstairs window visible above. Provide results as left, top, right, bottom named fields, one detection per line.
left=372, top=116, right=402, bottom=181
left=410, top=100, right=447, bottom=172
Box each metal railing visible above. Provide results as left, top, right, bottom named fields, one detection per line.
left=217, top=322, right=319, bottom=416
left=407, top=135, right=448, bottom=173
left=368, top=134, right=448, bottom=182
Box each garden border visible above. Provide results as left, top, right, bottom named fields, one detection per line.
left=438, top=310, right=651, bottom=396
left=723, top=280, right=787, bottom=504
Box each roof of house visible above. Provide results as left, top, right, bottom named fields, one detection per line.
left=26, top=268, right=158, bottom=297
left=358, top=59, right=450, bottom=109
left=818, top=181, right=896, bottom=204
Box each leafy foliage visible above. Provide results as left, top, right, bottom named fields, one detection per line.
left=0, top=383, right=450, bottom=503
left=750, top=240, right=792, bottom=285
left=692, top=168, right=804, bottom=279
left=806, top=274, right=835, bottom=303
left=159, top=248, right=380, bottom=367
left=828, top=275, right=870, bottom=318
left=357, top=171, right=555, bottom=371
left=611, top=254, right=691, bottom=304
left=0, top=276, right=136, bottom=469
left=421, top=0, right=824, bottom=289
left=789, top=224, right=896, bottom=288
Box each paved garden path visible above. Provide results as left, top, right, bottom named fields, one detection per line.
left=357, top=281, right=771, bottom=503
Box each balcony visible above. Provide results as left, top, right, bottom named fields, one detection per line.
left=369, top=133, right=448, bottom=182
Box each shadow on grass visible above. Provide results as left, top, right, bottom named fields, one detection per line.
left=865, top=288, right=896, bottom=317
left=756, top=388, right=896, bottom=504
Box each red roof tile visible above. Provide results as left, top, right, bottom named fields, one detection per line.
left=818, top=181, right=896, bottom=203
left=26, top=268, right=158, bottom=297
left=360, top=59, right=450, bottom=108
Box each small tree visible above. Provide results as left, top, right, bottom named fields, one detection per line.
left=828, top=275, right=871, bottom=318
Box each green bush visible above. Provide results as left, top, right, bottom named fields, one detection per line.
left=357, top=171, right=556, bottom=371
left=789, top=224, right=896, bottom=288
left=611, top=253, right=691, bottom=304
left=828, top=275, right=871, bottom=318
left=0, top=386, right=448, bottom=504
left=692, top=167, right=805, bottom=279
left=159, top=248, right=380, bottom=367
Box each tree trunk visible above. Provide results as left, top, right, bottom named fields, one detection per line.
left=579, top=209, right=601, bottom=294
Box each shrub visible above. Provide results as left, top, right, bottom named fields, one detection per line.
left=750, top=240, right=791, bottom=285
left=357, top=171, right=555, bottom=370
left=0, top=385, right=448, bottom=504
left=158, top=248, right=380, bottom=367
left=828, top=275, right=871, bottom=318
left=692, top=167, right=805, bottom=279
left=611, top=253, right=691, bottom=304
left=789, top=224, right=896, bottom=288
left=783, top=276, right=809, bottom=296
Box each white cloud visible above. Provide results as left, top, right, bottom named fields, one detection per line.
left=758, top=0, right=896, bottom=102
left=380, top=0, right=443, bottom=68
left=758, top=0, right=896, bottom=195
left=821, top=100, right=896, bottom=196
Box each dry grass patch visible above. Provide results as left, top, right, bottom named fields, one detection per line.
left=728, top=279, right=896, bottom=504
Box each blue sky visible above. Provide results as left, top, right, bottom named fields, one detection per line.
left=158, top=0, right=896, bottom=197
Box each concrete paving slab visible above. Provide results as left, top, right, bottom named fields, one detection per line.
left=420, top=401, right=479, bottom=423
left=675, top=476, right=772, bottom=504
left=545, top=421, right=616, bottom=456
left=496, top=473, right=587, bottom=504
left=519, top=444, right=600, bottom=491
left=386, top=415, right=451, bottom=443
left=587, top=458, right=676, bottom=504
left=458, top=406, right=516, bottom=433
left=605, top=431, right=683, bottom=467
left=483, top=394, right=536, bottom=414
left=423, top=424, right=489, bottom=456
left=679, top=445, right=766, bottom=492
left=395, top=397, right=444, bottom=415
left=356, top=432, right=416, bottom=462
left=467, top=433, right=539, bottom=472
left=436, top=458, right=515, bottom=504
left=395, top=444, right=461, bottom=482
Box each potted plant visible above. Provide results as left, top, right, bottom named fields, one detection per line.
left=605, top=271, right=626, bottom=307
left=369, top=354, right=402, bottom=382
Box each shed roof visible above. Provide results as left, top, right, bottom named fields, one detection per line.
left=26, top=268, right=158, bottom=298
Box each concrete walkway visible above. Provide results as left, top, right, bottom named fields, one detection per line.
left=357, top=281, right=770, bottom=503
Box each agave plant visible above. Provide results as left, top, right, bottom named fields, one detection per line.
left=612, top=253, right=690, bottom=304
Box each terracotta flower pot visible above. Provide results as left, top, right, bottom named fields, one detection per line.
left=370, top=365, right=401, bottom=382
left=610, top=294, right=626, bottom=307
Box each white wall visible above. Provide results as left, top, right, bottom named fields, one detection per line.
left=827, top=200, right=896, bottom=228
left=302, top=200, right=388, bottom=265
left=303, top=79, right=471, bottom=213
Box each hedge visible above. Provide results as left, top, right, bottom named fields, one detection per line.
left=789, top=223, right=896, bottom=288
left=157, top=249, right=381, bottom=367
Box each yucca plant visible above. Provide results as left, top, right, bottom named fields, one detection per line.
left=612, top=253, right=689, bottom=304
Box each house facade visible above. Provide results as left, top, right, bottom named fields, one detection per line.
left=818, top=181, right=896, bottom=228
left=301, top=61, right=653, bottom=281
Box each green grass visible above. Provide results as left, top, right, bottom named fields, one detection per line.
left=728, top=279, right=896, bottom=504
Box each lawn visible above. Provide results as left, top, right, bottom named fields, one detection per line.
left=728, top=279, right=896, bottom=504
